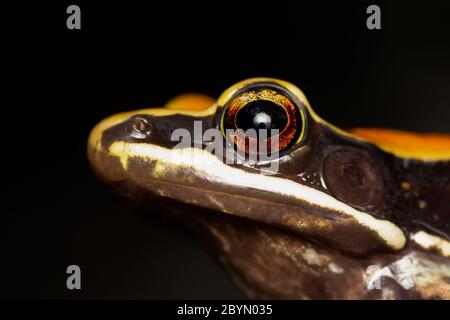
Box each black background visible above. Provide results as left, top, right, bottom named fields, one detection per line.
left=2, top=1, right=450, bottom=299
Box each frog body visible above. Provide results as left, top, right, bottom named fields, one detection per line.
left=88, top=78, right=450, bottom=299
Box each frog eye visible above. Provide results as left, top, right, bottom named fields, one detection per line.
left=221, top=86, right=306, bottom=154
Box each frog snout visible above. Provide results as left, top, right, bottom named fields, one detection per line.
left=87, top=112, right=135, bottom=182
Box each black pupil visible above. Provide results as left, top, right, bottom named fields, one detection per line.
left=235, top=100, right=288, bottom=132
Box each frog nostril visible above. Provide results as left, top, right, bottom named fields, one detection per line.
left=131, top=116, right=152, bottom=138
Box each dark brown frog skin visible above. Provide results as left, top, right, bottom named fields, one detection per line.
left=88, top=78, right=450, bottom=299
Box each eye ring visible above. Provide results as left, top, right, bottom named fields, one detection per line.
left=220, top=84, right=307, bottom=155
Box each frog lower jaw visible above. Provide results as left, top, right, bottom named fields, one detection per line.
left=162, top=203, right=450, bottom=300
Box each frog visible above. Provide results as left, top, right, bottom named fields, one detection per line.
left=88, top=78, right=450, bottom=299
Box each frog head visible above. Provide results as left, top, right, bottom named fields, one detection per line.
left=88, top=78, right=450, bottom=299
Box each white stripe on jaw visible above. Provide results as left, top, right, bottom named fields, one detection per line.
left=108, top=141, right=407, bottom=250
left=412, top=231, right=450, bottom=257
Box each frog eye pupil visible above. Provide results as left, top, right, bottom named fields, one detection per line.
left=235, top=100, right=288, bottom=132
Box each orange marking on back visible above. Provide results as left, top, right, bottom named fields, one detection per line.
left=165, top=93, right=215, bottom=111
left=351, top=128, right=450, bottom=160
